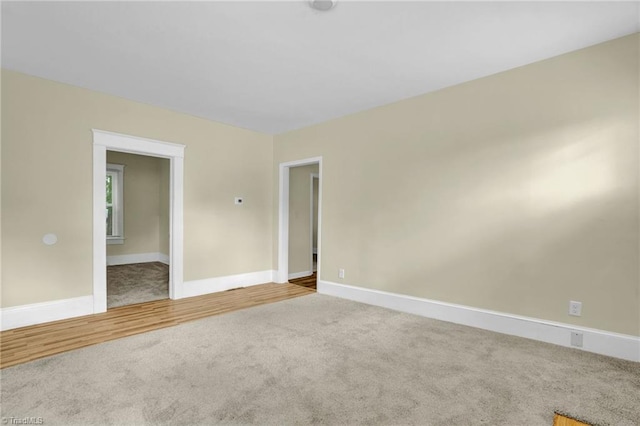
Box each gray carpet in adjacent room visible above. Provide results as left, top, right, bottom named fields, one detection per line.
left=1, top=294, right=638, bottom=425
left=107, top=262, right=169, bottom=308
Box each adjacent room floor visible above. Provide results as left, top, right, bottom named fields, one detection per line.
left=107, top=262, right=169, bottom=308
left=289, top=272, right=317, bottom=290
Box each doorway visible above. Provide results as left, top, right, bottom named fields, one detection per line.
left=105, top=151, right=170, bottom=308
left=92, top=130, right=185, bottom=314
left=286, top=164, right=319, bottom=290
left=277, top=157, right=322, bottom=289
left=311, top=172, right=319, bottom=273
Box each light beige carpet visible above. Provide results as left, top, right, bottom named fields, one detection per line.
left=107, top=262, right=169, bottom=308
left=1, top=294, right=638, bottom=425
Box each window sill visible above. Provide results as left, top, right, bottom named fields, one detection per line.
left=107, top=237, right=124, bottom=245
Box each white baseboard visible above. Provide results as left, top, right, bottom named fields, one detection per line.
left=288, top=270, right=313, bottom=280
left=180, top=270, right=276, bottom=299
left=107, top=252, right=169, bottom=266
left=0, top=268, right=272, bottom=331
left=318, top=280, right=640, bottom=362
left=1, top=296, right=94, bottom=331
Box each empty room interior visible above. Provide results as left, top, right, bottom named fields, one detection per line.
left=1, top=1, right=639, bottom=425
left=106, top=151, right=171, bottom=308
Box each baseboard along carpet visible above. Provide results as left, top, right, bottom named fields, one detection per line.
left=2, top=294, right=638, bottom=425
left=107, top=262, right=169, bottom=308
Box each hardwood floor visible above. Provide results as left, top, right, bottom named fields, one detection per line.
left=553, top=413, right=591, bottom=426
left=289, top=272, right=317, bottom=290
left=0, top=283, right=314, bottom=369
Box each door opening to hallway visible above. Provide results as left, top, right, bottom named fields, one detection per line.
left=283, top=160, right=321, bottom=291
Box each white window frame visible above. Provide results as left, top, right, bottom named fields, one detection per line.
left=106, top=163, right=125, bottom=245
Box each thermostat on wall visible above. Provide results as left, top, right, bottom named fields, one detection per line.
left=234, top=197, right=244, bottom=205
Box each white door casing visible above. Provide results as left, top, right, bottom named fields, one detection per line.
left=92, top=129, right=185, bottom=312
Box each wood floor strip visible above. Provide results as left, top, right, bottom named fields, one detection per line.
left=553, top=413, right=592, bottom=426
left=0, top=283, right=314, bottom=369
left=289, top=272, right=317, bottom=290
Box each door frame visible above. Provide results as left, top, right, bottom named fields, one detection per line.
left=277, top=157, right=322, bottom=283
left=92, top=129, right=186, bottom=313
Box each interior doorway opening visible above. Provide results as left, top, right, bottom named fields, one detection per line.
left=311, top=172, right=319, bottom=274
left=92, top=130, right=185, bottom=314
left=277, top=157, right=322, bottom=290
left=105, top=151, right=170, bottom=308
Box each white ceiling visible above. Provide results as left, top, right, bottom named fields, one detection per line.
left=2, top=1, right=639, bottom=134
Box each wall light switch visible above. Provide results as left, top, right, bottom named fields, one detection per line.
left=234, top=197, right=244, bottom=205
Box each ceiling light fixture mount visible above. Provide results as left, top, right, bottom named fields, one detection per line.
left=309, top=0, right=337, bottom=12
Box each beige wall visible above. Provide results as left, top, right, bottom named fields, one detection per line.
left=0, top=69, right=3, bottom=305
left=274, top=34, right=640, bottom=336
left=2, top=35, right=638, bottom=338
left=106, top=151, right=169, bottom=257
left=1, top=70, right=273, bottom=307
left=288, top=164, right=319, bottom=275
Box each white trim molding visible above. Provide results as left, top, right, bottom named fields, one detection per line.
left=277, top=157, right=323, bottom=284
left=1, top=296, right=94, bottom=331
left=94, top=129, right=185, bottom=158
left=93, top=129, right=185, bottom=312
left=107, top=252, right=170, bottom=266
left=180, top=270, right=276, bottom=299
left=318, top=280, right=640, bottom=362
left=0, top=267, right=261, bottom=331
left=289, top=271, right=313, bottom=280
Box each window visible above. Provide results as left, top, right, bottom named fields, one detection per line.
left=106, top=163, right=124, bottom=244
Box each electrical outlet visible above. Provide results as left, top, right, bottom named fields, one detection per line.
left=570, top=331, right=583, bottom=347
left=569, top=301, right=582, bottom=317
left=338, top=268, right=345, bottom=279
